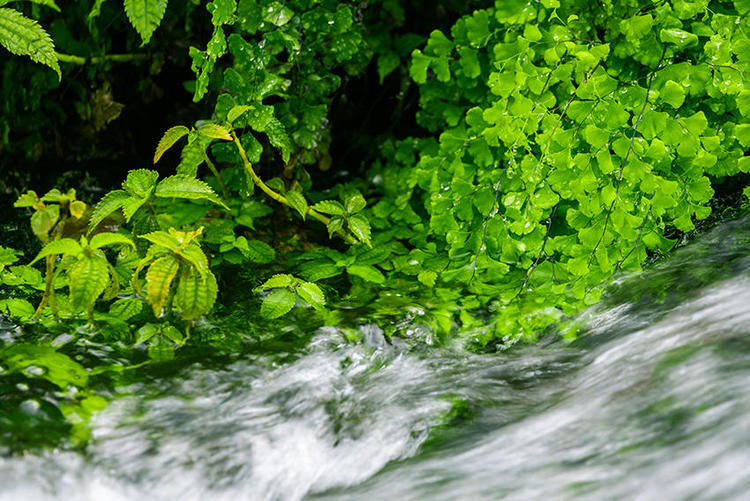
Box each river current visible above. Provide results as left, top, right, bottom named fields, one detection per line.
left=2, top=215, right=750, bottom=500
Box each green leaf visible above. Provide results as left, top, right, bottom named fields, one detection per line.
left=109, top=297, right=143, bottom=321
left=227, top=104, right=254, bottom=123
left=196, top=123, right=233, bottom=141
left=14, top=190, right=39, bottom=208
left=347, top=264, right=385, bottom=284
left=347, top=214, right=372, bottom=246
left=326, top=216, right=344, bottom=236
left=0, top=8, right=60, bottom=80
left=661, top=81, right=686, bottom=108
left=68, top=255, right=110, bottom=311
left=122, top=196, right=149, bottom=222
left=425, top=30, right=453, bottom=56
left=264, top=118, right=292, bottom=163
left=312, top=200, right=345, bottom=216
left=30, top=204, right=59, bottom=240
left=88, top=233, right=135, bottom=251
left=139, top=229, right=181, bottom=252
left=123, top=0, right=168, bottom=45
left=0, top=245, right=20, bottom=273
left=154, top=125, right=190, bottom=163
left=173, top=267, right=218, bottom=320
left=88, top=190, right=130, bottom=232
left=30, top=238, right=82, bottom=264
left=260, top=288, right=296, bottom=318
left=0, top=298, right=35, bottom=320
left=296, top=282, right=325, bottom=310
left=417, top=270, right=437, bottom=287
left=0, top=344, right=88, bottom=388
left=155, top=175, right=229, bottom=209
left=145, top=255, right=180, bottom=317
left=237, top=238, right=275, bottom=264
left=345, top=191, right=367, bottom=214
left=285, top=190, right=308, bottom=220
left=410, top=49, right=430, bottom=84
left=659, top=28, right=698, bottom=49
left=123, top=169, right=159, bottom=198
left=135, top=323, right=159, bottom=344
left=259, top=273, right=294, bottom=289
left=735, top=124, right=750, bottom=147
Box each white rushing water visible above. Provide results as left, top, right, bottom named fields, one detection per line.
left=2, top=216, right=750, bottom=500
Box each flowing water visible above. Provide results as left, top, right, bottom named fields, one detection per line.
left=2, top=215, right=750, bottom=500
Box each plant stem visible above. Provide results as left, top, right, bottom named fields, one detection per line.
left=55, top=52, right=149, bottom=65
left=230, top=130, right=357, bottom=244
left=201, top=150, right=230, bottom=200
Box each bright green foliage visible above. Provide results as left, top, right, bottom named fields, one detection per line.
left=133, top=227, right=218, bottom=320
left=154, top=126, right=190, bottom=163
left=0, top=344, right=88, bottom=389
left=189, top=0, right=369, bottom=166
left=123, top=0, right=168, bottom=45
left=0, top=5, right=59, bottom=79
left=257, top=273, right=325, bottom=318
left=361, top=0, right=750, bottom=343
left=28, top=233, right=134, bottom=316
left=89, top=169, right=228, bottom=232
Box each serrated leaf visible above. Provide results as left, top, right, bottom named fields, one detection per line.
left=122, top=196, right=149, bottom=222
left=298, top=261, right=342, bottom=281
left=312, top=200, right=345, bottom=215
left=123, top=0, right=168, bottom=45
left=239, top=238, right=275, bottom=264
left=260, top=288, right=296, bottom=318
left=347, top=214, right=372, bottom=246
left=345, top=192, right=366, bottom=214
left=285, top=190, right=308, bottom=219
left=197, top=123, right=232, bottom=141
left=30, top=238, right=82, bottom=264
left=326, top=216, right=344, bottom=237
left=296, top=282, right=325, bottom=310
left=154, top=125, right=190, bottom=163
left=68, top=255, right=110, bottom=311
left=155, top=175, right=229, bottom=209
left=138, top=230, right=182, bottom=252
left=177, top=242, right=211, bottom=278
left=109, top=297, right=143, bottom=320
left=89, top=233, right=135, bottom=251
left=347, top=264, right=385, bottom=284
left=227, top=104, right=255, bottom=123
left=88, top=190, right=130, bottom=232
left=123, top=169, right=159, bottom=198
left=264, top=118, right=292, bottom=163
left=0, top=8, right=60, bottom=80
left=173, top=267, right=217, bottom=320
left=260, top=273, right=294, bottom=289
left=145, top=255, right=179, bottom=317
left=135, top=323, right=159, bottom=344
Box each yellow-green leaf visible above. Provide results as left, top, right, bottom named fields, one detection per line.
left=145, top=255, right=179, bottom=317
left=154, top=125, right=190, bottom=163
left=68, top=255, right=110, bottom=311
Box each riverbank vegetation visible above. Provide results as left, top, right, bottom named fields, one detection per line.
left=1, top=0, right=749, bottom=451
